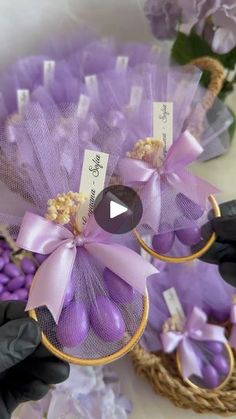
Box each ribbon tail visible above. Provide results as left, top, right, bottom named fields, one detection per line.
left=179, top=339, right=203, bottom=380
left=26, top=244, right=76, bottom=324
left=139, top=173, right=161, bottom=232
left=86, top=242, right=158, bottom=295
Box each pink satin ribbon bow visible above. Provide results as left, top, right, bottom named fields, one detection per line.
left=161, top=307, right=227, bottom=380
left=230, top=302, right=236, bottom=349
left=119, top=131, right=219, bottom=231
left=17, top=212, right=157, bottom=323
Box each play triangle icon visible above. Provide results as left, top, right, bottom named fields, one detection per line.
left=110, top=200, right=128, bottom=219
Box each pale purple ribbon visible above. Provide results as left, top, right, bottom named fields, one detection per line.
left=161, top=307, right=227, bottom=380
left=17, top=212, right=157, bottom=323
left=119, top=131, right=219, bottom=231
left=230, top=303, right=236, bottom=349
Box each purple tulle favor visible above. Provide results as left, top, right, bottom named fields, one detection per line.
left=142, top=257, right=235, bottom=352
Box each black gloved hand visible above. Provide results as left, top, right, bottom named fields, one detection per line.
left=200, top=200, right=236, bottom=286
left=0, top=301, right=70, bottom=418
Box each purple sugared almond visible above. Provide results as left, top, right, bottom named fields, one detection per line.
left=211, top=354, right=230, bottom=376
left=21, top=257, right=37, bottom=274
left=103, top=268, right=135, bottom=304
left=152, top=230, right=175, bottom=254
left=90, top=296, right=125, bottom=342
left=202, top=364, right=220, bottom=389
left=175, top=224, right=201, bottom=246
left=4, top=263, right=21, bottom=278
left=7, top=275, right=25, bottom=292
left=205, top=342, right=224, bottom=355
left=56, top=301, right=89, bottom=348
left=0, top=273, right=9, bottom=285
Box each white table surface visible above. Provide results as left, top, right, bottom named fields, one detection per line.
left=1, top=0, right=236, bottom=418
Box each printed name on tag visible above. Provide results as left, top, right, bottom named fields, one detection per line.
left=76, top=149, right=109, bottom=231
left=116, top=56, right=129, bottom=72
left=17, top=89, right=29, bottom=114
left=163, top=287, right=186, bottom=322
left=43, top=60, right=56, bottom=86
left=77, top=94, right=90, bottom=120
left=153, top=102, right=173, bottom=157
left=85, top=75, right=99, bottom=98
left=129, top=85, right=143, bottom=109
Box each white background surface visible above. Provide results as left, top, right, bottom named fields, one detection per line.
left=0, top=0, right=236, bottom=418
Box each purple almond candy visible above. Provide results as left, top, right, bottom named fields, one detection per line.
left=103, top=268, right=135, bottom=304
left=0, top=257, right=5, bottom=271
left=0, top=273, right=9, bottom=285
left=4, top=263, right=21, bottom=278
left=0, top=284, right=4, bottom=294
left=176, top=193, right=204, bottom=220
left=205, top=342, right=224, bottom=355
left=0, top=291, right=12, bottom=301
left=0, top=247, right=4, bottom=256
left=90, top=296, right=125, bottom=342
left=16, top=288, right=28, bottom=301
left=21, top=257, right=37, bottom=274
left=152, top=230, right=175, bottom=254
left=211, top=355, right=230, bottom=376
left=56, top=301, right=89, bottom=348
left=63, top=281, right=75, bottom=306
left=25, top=274, right=33, bottom=290
left=202, top=364, right=220, bottom=389
left=10, top=293, right=20, bottom=301
left=3, top=251, right=10, bottom=264
left=7, top=275, right=25, bottom=292
left=175, top=225, right=201, bottom=246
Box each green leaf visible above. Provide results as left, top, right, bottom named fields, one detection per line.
left=227, top=106, right=236, bottom=141
left=172, top=30, right=236, bottom=70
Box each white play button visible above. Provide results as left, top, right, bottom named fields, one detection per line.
left=110, top=200, right=128, bottom=219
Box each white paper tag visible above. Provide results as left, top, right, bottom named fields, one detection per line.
left=76, top=149, right=109, bottom=231
left=116, top=56, right=129, bottom=72
left=85, top=75, right=99, bottom=98
left=129, top=85, right=143, bottom=109
left=153, top=102, right=173, bottom=157
left=17, top=89, right=29, bottom=114
left=77, top=94, right=90, bottom=120
left=43, top=60, right=55, bottom=86
left=163, top=287, right=186, bottom=321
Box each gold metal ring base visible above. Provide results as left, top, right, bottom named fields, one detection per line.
left=176, top=341, right=234, bottom=391
left=29, top=294, right=149, bottom=365
left=134, top=195, right=220, bottom=263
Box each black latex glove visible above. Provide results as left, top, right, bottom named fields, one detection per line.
left=200, top=200, right=236, bottom=286
left=0, top=301, right=70, bottom=418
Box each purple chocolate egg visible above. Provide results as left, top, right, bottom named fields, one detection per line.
left=16, top=288, right=28, bottom=301
left=56, top=301, right=89, bottom=348
left=176, top=193, right=204, bottom=220
left=90, top=296, right=125, bottom=342
left=7, top=275, right=25, bottom=292
left=205, top=342, right=223, bottom=355
left=152, top=230, right=175, bottom=254
left=0, top=273, right=9, bottom=284
left=211, top=355, right=230, bottom=376
left=103, top=268, right=135, bottom=304
left=175, top=225, right=201, bottom=246
left=0, top=291, right=12, bottom=301
left=202, top=364, right=220, bottom=389
left=4, top=263, right=21, bottom=278
left=25, top=274, right=33, bottom=290
left=21, top=257, right=37, bottom=274
left=0, top=257, right=5, bottom=271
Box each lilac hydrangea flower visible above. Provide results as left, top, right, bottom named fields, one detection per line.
left=145, top=0, right=236, bottom=53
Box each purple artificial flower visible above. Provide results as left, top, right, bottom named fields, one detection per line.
left=144, top=0, right=181, bottom=39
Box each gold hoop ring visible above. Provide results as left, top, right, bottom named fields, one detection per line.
left=176, top=341, right=234, bottom=391
left=134, top=195, right=221, bottom=263
left=29, top=294, right=149, bottom=365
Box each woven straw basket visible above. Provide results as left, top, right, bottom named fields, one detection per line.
left=130, top=57, right=236, bottom=416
